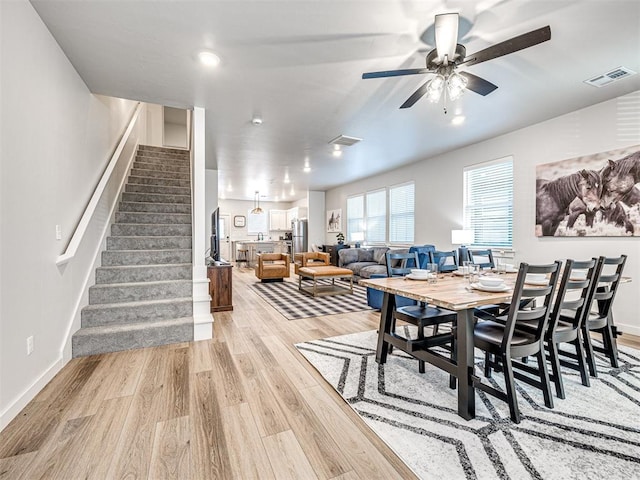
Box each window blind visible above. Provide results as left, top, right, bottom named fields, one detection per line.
left=366, top=189, right=386, bottom=243
left=389, top=182, right=415, bottom=243
left=346, top=195, right=364, bottom=242
left=463, top=158, right=513, bottom=248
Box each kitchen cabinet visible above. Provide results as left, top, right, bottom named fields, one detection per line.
left=286, top=206, right=307, bottom=226
left=269, top=209, right=289, bottom=230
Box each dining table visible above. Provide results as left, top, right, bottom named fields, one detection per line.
left=359, top=272, right=518, bottom=421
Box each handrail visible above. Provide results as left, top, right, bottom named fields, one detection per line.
left=56, top=102, right=142, bottom=266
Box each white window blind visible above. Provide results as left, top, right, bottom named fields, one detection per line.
left=463, top=157, right=513, bottom=248
left=366, top=189, right=386, bottom=243
left=389, top=182, right=415, bottom=243
left=346, top=195, right=364, bottom=242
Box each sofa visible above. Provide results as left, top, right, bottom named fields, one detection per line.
left=337, top=245, right=436, bottom=310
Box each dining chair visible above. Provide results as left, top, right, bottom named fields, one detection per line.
left=472, top=261, right=561, bottom=423
left=430, top=250, right=459, bottom=273
left=385, top=251, right=457, bottom=379
left=518, top=258, right=601, bottom=399
left=467, top=249, right=495, bottom=269
left=582, top=254, right=627, bottom=377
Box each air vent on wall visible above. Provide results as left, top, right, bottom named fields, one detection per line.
left=329, top=135, right=362, bottom=147
left=584, top=66, right=636, bottom=87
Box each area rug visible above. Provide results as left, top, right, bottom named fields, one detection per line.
left=251, top=278, right=371, bottom=320
left=295, top=328, right=640, bottom=479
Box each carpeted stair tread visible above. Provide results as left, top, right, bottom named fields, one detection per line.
left=107, top=236, right=192, bottom=250
left=127, top=175, right=190, bottom=187
left=96, top=263, right=192, bottom=283
left=111, top=223, right=192, bottom=236
left=101, top=248, right=192, bottom=266
left=118, top=201, right=191, bottom=214
left=72, top=317, right=194, bottom=357
left=133, top=161, right=190, bottom=173
left=121, top=191, right=191, bottom=204
left=115, top=211, right=192, bottom=224
left=89, top=279, right=192, bottom=304
left=130, top=168, right=190, bottom=180
left=81, top=297, right=193, bottom=327
left=125, top=184, right=191, bottom=195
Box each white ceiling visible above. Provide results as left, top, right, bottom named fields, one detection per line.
left=31, top=1, right=640, bottom=202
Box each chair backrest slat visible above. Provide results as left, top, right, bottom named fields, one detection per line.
left=468, top=249, right=495, bottom=269
left=386, top=251, right=420, bottom=277
left=430, top=250, right=458, bottom=273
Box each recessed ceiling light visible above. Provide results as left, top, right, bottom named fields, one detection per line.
left=197, top=50, right=221, bottom=67
left=303, top=166, right=311, bottom=173
left=332, top=149, right=342, bottom=158
left=251, top=116, right=263, bottom=125
left=451, top=115, right=466, bottom=125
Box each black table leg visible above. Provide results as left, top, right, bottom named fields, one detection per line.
left=376, top=292, right=395, bottom=364
left=456, top=309, right=475, bottom=420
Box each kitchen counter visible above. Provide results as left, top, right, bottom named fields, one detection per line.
left=232, top=240, right=290, bottom=267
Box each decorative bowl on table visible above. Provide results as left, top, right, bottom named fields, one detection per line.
left=410, top=269, right=429, bottom=278
left=478, top=276, right=505, bottom=288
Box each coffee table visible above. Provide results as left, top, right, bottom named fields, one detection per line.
left=297, top=266, right=354, bottom=297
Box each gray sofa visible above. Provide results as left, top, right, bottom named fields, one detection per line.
left=338, top=246, right=400, bottom=278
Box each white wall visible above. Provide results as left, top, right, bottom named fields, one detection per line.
left=307, top=191, right=326, bottom=249
left=0, top=0, right=141, bottom=429
left=326, top=91, right=640, bottom=336
left=146, top=103, right=164, bottom=147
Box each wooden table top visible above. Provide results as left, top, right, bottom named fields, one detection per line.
left=359, top=273, right=517, bottom=311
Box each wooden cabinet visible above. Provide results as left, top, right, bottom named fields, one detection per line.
left=269, top=209, right=289, bottom=230
left=207, top=264, right=233, bottom=312
left=323, top=244, right=350, bottom=266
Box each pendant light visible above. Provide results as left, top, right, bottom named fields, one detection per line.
left=251, top=191, right=263, bottom=214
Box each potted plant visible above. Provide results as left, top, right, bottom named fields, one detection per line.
left=336, top=232, right=345, bottom=245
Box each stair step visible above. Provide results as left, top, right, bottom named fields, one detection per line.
left=125, top=183, right=191, bottom=196
left=81, top=297, right=193, bottom=327
left=72, top=317, right=194, bottom=357
left=81, top=297, right=193, bottom=328
left=115, top=211, right=192, bottom=225
left=96, top=263, right=192, bottom=283
left=130, top=168, right=190, bottom=180
left=137, top=145, right=189, bottom=156
left=107, top=235, right=192, bottom=250
left=111, top=223, right=192, bottom=236
left=102, top=248, right=192, bottom=266
left=127, top=175, right=190, bottom=188
left=135, top=154, right=190, bottom=165
left=118, top=201, right=191, bottom=214
left=121, top=192, right=191, bottom=204
left=89, top=279, right=192, bottom=304
left=133, top=161, right=190, bottom=174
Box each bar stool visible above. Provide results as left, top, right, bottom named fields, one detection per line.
left=236, top=247, right=249, bottom=268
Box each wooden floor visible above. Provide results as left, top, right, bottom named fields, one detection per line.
left=1, top=266, right=638, bottom=479
left=0, top=267, right=418, bottom=479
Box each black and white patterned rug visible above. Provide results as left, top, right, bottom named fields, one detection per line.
left=251, top=278, right=371, bottom=320
left=295, top=328, right=640, bottom=479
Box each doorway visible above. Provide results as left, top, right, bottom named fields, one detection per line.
left=163, top=106, right=189, bottom=149
left=219, top=214, right=231, bottom=262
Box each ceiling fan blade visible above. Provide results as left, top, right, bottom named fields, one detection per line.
left=459, top=71, right=498, bottom=96
left=399, top=80, right=431, bottom=109
left=435, top=13, right=459, bottom=62
left=462, top=25, right=551, bottom=67
left=362, top=68, right=430, bottom=79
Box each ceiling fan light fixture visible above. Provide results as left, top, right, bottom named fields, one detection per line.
left=447, top=71, right=468, bottom=101
left=427, top=74, right=445, bottom=103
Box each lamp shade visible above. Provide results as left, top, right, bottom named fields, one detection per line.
left=451, top=229, right=474, bottom=245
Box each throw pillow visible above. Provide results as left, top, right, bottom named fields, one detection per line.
left=358, top=248, right=374, bottom=262
left=373, top=247, right=389, bottom=264
left=339, top=248, right=358, bottom=266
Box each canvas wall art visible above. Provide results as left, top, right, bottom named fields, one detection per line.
left=535, top=145, right=640, bottom=237
left=327, top=209, right=342, bottom=233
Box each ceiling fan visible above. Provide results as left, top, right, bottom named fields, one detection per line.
left=362, top=13, right=551, bottom=110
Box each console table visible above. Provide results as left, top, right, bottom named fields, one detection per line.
left=207, top=264, right=233, bottom=312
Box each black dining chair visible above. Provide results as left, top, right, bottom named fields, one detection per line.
left=472, top=261, right=561, bottom=423
left=430, top=250, right=459, bottom=273
left=518, top=258, right=601, bottom=399
left=467, top=249, right=495, bottom=269
left=385, top=251, right=457, bottom=379
left=582, top=254, right=627, bottom=377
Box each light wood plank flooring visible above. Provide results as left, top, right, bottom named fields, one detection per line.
left=1, top=266, right=638, bottom=479
left=0, top=267, right=418, bottom=479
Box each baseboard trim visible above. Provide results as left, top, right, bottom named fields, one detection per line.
left=619, top=322, right=640, bottom=338
left=194, top=313, right=213, bottom=341
left=0, top=356, right=64, bottom=432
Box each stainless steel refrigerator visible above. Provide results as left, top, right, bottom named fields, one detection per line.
left=291, top=219, right=308, bottom=256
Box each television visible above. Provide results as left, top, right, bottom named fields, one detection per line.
left=210, top=207, right=220, bottom=262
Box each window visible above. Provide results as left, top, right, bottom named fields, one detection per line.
left=463, top=157, right=513, bottom=248
left=389, top=182, right=415, bottom=244
left=346, top=195, right=364, bottom=242
left=365, top=189, right=386, bottom=243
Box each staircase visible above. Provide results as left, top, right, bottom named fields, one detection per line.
left=72, top=145, right=194, bottom=357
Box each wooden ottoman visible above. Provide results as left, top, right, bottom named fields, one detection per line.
left=297, top=265, right=354, bottom=297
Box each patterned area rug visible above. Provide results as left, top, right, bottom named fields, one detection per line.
left=251, top=278, right=371, bottom=320
left=295, top=328, right=640, bottom=479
